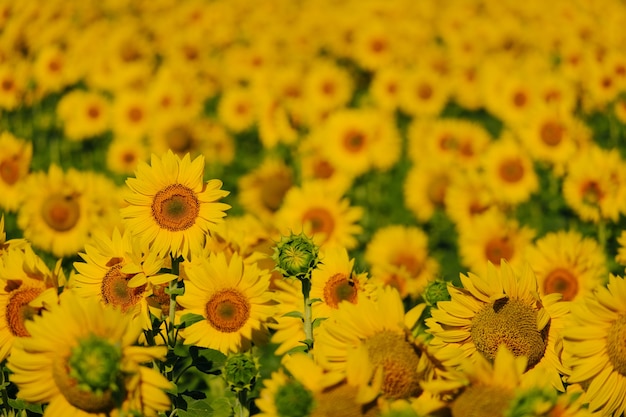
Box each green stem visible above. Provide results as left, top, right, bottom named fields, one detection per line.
left=301, top=278, right=313, bottom=350
left=168, top=257, right=180, bottom=349
left=1, top=368, right=9, bottom=413
left=598, top=219, right=607, bottom=253
left=234, top=390, right=250, bottom=417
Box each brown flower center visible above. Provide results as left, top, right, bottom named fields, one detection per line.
left=342, top=129, right=366, bottom=153
left=323, top=273, right=358, bottom=309
left=151, top=184, right=200, bottom=231
left=471, top=297, right=547, bottom=370
left=392, top=253, right=423, bottom=277
left=484, top=237, right=514, bottom=265
left=498, top=158, right=525, bottom=183
left=607, top=314, right=626, bottom=376
left=101, top=264, right=146, bottom=312
left=417, top=83, right=433, bottom=100
left=451, top=385, right=514, bottom=417
left=311, top=381, right=379, bottom=417
left=41, top=193, right=81, bottom=232
left=302, top=207, right=335, bottom=240
left=7, top=286, right=45, bottom=337
left=581, top=180, right=603, bottom=206
left=0, top=157, right=20, bottom=185
left=543, top=268, right=579, bottom=301
left=166, top=126, right=194, bottom=154
left=427, top=174, right=449, bottom=206
left=206, top=289, right=250, bottom=333
left=540, top=121, right=564, bottom=147
left=260, top=172, right=292, bottom=212
left=364, top=330, right=422, bottom=400
left=513, top=91, right=527, bottom=107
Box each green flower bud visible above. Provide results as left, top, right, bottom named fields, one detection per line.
left=68, top=334, right=122, bottom=394
left=223, top=352, right=260, bottom=393
left=274, top=380, right=315, bottom=417
left=422, top=278, right=450, bottom=307
left=272, top=232, right=320, bottom=280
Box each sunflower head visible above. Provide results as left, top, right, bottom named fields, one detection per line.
left=272, top=231, right=320, bottom=280
left=422, top=279, right=451, bottom=307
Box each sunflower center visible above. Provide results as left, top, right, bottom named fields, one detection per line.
left=417, top=83, right=433, bottom=100
left=0, top=157, right=20, bottom=185
left=427, top=174, right=449, bottom=206
left=540, top=121, right=564, bottom=147
left=323, top=273, right=358, bottom=309
left=302, top=208, right=335, bottom=239
left=274, top=380, right=315, bottom=417
left=311, top=381, right=379, bottom=417
left=343, top=130, right=366, bottom=153
left=7, top=286, right=44, bottom=337
left=471, top=297, right=547, bottom=369
left=513, top=91, right=527, bottom=107
left=393, top=252, right=424, bottom=277
left=151, top=183, right=200, bottom=231
left=312, top=159, right=334, bottom=180
left=484, top=237, right=514, bottom=265
left=205, top=289, right=250, bottom=333
left=581, top=181, right=603, bottom=206
left=101, top=264, right=146, bottom=312
left=364, top=330, right=422, bottom=399
left=41, top=193, right=81, bottom=232
left=451, top=385, right=514, bottom=417
left=53, top=335, right=123, bottom=414
left=543, top=268, right=579, bottom=301
left=606, top=314, right=626, bottom=376
left=166, top=126, right=194, bottom=154
left=260, top=173, right=292, bottom=212
left=498, top=158, right=525, bottom=183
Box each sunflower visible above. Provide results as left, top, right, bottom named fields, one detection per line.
left=7, top=290, right=173, bottom=417
left=524, top=230, right=607, bottom=302
left=315, top=285, right=431, bottom=402
left=121, top=150, right=231, bottom=261
left=0, top=215, right=29, bottom=253
left=237, top=158, right=294, bottom=224
left=106, top=137, right=148, bottom=176
left=444, top=169, right=496, bottom=230
left=426, top=261, right=570, bottom=391
left=56, top=89, right=111, bottom=141
left=32, top=44, right=71, bottom=96
left=0, top=246, right=59, bottom=361
left=560, top=274, right=626, bottom=416
left=0, top=131, right=32, bottom=212
left=275, top=180, right=363, bottom=250
left=111, top=91, right=152, bottom=140
left=480, top=132, right=539, bottom=206
left=365, top=225, right=439, bottom=300
left=176, top=251, right=274, bottom=354
left=302, top=58, right=353, bottom=126
left=457, top=208, right=536, bottom=276
left=399, top=65, right=450, bottom=118
left=404, top=161, right=454, bottom=223
left=616, top=230, right=626, bottom=268
left=217, top=85, right=257, bottom=133
left=72, top=228, right=174, bottom=330
left=16, top=165, right=95, bottom=258
left=368, top=66, right=404, bottom=112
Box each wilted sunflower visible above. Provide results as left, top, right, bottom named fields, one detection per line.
left=121, top=150, right=230, bottom=261
left=426, top=261, right=570, bottom=391
left=7, top=290, right=173, bottom=417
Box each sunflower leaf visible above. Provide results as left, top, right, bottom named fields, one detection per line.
left=8, top=398, right=43, bottom=413
left=282, top=310, right=304, bottom=320
left=178, top=313, right=206, bottom=329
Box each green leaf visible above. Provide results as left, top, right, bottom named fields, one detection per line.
left=283, top=344, right=309, bottom=355
left=8, top=398, right=43, bottom=413
left=177, top=399, right=213, bottom=417
left=210, top=397, right=234, bottom=417
left=281, top=310, right=304, bottom=320
left=177, top=313, right=205, bottom=329
left=311, top=317, right=327, bottom=329
left=190, top=346, right=227, bottom=374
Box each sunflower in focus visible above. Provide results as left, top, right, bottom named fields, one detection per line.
left=0, top=246, right=59, bottom=361
left=427, top=261, right=570, bottom=391
left=7, top=290, right=173, bottom=417
left=275, top=181, right=363, bottom=250
left=561, top=274, right=626, bottom=416
left=524, top=230, right=607, bottom=302
left=0, top=131, right=32, bottom=212
left=176, top=251, right=274, bottom=354
left=121, top=150, right=231, bottom=261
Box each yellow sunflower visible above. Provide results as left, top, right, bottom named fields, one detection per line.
left=399, top=65, right=450, bottom=118
left=404, top=161, right=454, bottom=223
left=457, top=208, right=536, bottom=276
left=426, top=261, right=570, bottom=391
left=0, top=215, right=29, bottom=253
left=561, top=274, right=626, bottom=416
left=56, top=89, right=111, bottom=141
left=480, top=132, right=539, bottom=206
left=16, top=165, right=94, bottom=258
left=315, top=285, right=431, bottom=402
left=72, top=228, right=174, bottom=330
left=106, top=137, right=148, bottom=176
left=616, top=230, right=626, bottom=268
left=0, top=246, right=59, bottom=361
left=7, top=290, right=173, bottom=417
left=176, top=251, right=274, bottom=354
left=444, top=168, right=496, bottom=230
left=275, top=180, right=363, bottom=250
left=365, top=225, right=439, bottom=300
left=111, top=91, right=152, bottom=140
left=302, top=58, right=353, bottom=127
left=0, top=131, right=32, bottom=212
left=121, top=150, right=231, bottom=261
left=217, top=85, right=257, bottom=133
left=524, top=230, right=607, bottom=302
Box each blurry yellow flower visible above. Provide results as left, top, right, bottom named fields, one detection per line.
left=0, top=131, right=32, bottom=212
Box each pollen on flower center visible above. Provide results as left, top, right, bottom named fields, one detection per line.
left=206, top=289, right=250, bottom=333
left=311, top=381, right=379, bottom=417
left=484, top=236, right=514, bottom=265
left=151, top=183, right=200, bottom=231
left=543, top=268, right=579, bottom=301
left=7, top=287, right=44, bottom=337
left=101, top=264, right=146, bottom=312
left=53, top=335, right=123, bottom=414
left=323, top=273, right=358, bottom=308
left=364, top=330, right=422, bottom=400
left=343, top=130, right=366, bottom=153
left=471, top=298, right=547, bottom=369
left=499, top=158, right=525, bottom=183
left=302, top=207, right=335, bottom=237
left=451, top=385, right=514, bottom=417
left=41, top=193, right=81, bottom=232
left=540, top=121, right=564, bottom=147
left=606, top=314, right=626, bottom=376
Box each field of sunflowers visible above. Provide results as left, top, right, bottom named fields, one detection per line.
left=2, top=0, right=626, bottom=416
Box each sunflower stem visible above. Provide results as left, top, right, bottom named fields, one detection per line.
left=0, top=367, right=9, bottom=413
left=301, top=278, right=313, bottom=350
left=598, top=219, right=607, bottom=253
left=168, top=256, right=180, bottom=349
left=234, top=390, right=250, bottom=417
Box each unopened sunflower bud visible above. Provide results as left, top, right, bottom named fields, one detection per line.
left=272, top=232, right=320, bottom=280
left=422, top=278, right=450, bottom=307
left=223, top=352, right=260, bottom=393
